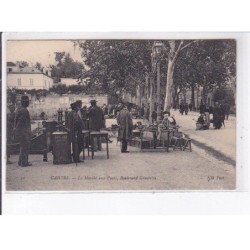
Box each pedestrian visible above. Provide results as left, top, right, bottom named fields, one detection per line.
left=221, top=102, right=230, bottom=120
left=81, top=105, right=88, bottom=129
left=179, top=101, right=185, bottom=115
left=189, top=103, right=193, bottom=112
left=213, top=102, right=223, bottom=129
left=7, top=104, right=16, bottom=164
left=67, top=102, right=83, bottom=163
left=75, top=100, right=87, bottom=129
left=151, top=110, right=157, bottom=123
left=145, top=106, right=150, bottom=120
left=117, top=104, right=133, bottom=153
left=13, top=95, right=32, bottom=167
left=220, top=103, right=226, bottom=128
left=87, top=99, right=105, bottom=150
left=102, top=104, right=108, bottom=115
left=184, top=102, right=189, bottom=115
left=140, top=105, right=145, bottom=118
left=199, top=100, right=206, bottom=114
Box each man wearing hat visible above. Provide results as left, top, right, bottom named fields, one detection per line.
left=75, top=100, right=87, bottom=130
left=67, top=102, right=83, bottom=163
left=87, top=99, right=105, bottom=150
left=13, top=95, right=32, bottom=167
left=117, top=104, right=133, bottom=153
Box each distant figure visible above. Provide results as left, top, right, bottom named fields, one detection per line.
left=88, top=99, right=105, bottom=150
left=199, top=101, right=206, bottom=114
left=213, top=102, right=223, bottom=129
left=219, top=103, right=226, bottom=128
left=208, top=105, right=214, bottom=114
left=102, top=104, right=108, bottom=115
left=179, top=101, right=185, bottom=115
left=81, top=105, right=88, bottom=129
left=196, top=113, right=210, bottom=130
left=13, top=95, right=32, bottom=167
left=117, top=104, right=133, bottom=153
left=184, top=102, right=189, bottom=115
left=40, top=111, right=46, bottom=120
left=151, top=110, right=157, bottom=122
left=145, top=107, right=150, bottom=120
left=221, top=102, right=230, bottom=120
left=140, top=106, right=145, bottom=118
left=189, top=103, right=193, bottom=112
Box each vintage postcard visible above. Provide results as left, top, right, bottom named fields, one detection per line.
left=2, top=33, right=238, bottom=192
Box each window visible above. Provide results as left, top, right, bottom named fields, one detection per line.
left=17, top=78, right=21, bottom=86
left=30, top=78, right=34, bottom=86
left=8, top=68, right=12, bottom=72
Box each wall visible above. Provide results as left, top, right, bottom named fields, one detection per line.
left=28, top=94, right=108, bottom=119
left=7, top=73, right=53, bottom=90
left=60, top=78, right=79, bottom=86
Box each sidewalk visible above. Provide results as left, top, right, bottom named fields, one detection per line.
left=172, top=110, right=236, bottom=163
left=6, top=139, right=235, bottom=191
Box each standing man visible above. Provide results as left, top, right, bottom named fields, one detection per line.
left=67, top=102, right=83, bottom=163
left=13, top=95, right=32, bottom=167
left=213, top=102, right=223, bottom=129
left=88, top=99, right=105, bottom=150
left=117, top=104, right=133, bottom=153
left=7, top=104, right=16, bottom=164
left=199, top=100, right=206, bottom=114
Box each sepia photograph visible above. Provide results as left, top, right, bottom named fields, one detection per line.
left=3, top=36, right=236, bottom=191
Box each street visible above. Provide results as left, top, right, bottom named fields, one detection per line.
left=6, top=113, right=236, bottom=191
left=172, top=110, right=236, bottom=163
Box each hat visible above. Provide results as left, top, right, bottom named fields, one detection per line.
left=70, top=102, right=77, bottom=109
left=21, top=95, right=29, bottom=101
left=75, top=100, right=82, bottom=105
left=90, top=99, right=97, bottom=103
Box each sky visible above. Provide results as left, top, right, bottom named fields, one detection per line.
left=6, top=40, right=83, bottom=67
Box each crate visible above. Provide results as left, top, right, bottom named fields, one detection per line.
left=52, top=131, right=72, bottom=164
left=129, top=138, right=151, bottom=149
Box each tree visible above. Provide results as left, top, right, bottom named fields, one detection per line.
left=35, top=62, right=42, bottom=70
left=50, top=52, right=84, bottom=82
left=165, top=39, right=236, bottom=109
left=77, top=40, right=153, bottom=96
left=213, top=86, right=235, bottom=105
left=160, top=40, right=198, bottom=110
left=16, top=61, right=29, bottom=68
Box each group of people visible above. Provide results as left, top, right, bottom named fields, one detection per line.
left=7, top=96, right=107, bottom=166
left=196, top=101, right=231, bottom=130
left=66, top=99, right=105, bottom=163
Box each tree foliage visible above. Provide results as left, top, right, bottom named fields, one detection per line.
left=172, top=40, right=236, bottom=106
left=78, top=40, right=153, bottom=95
left=16, top=61, right=29, bottom=68
left=50, top=52, right=84, bottom=82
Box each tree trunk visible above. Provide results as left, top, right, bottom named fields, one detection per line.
left=156, top=62, right=161, bottom=122
left=191, top=84, right=195, bottom=109
left=137, top=85, right=141, bottom=108
left=144, top=76, right=149, bottom=119
left=149, top=76, right=154, bottom=123
left=164, top=60, right=174, bottom=111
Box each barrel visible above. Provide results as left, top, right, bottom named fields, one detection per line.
left=52, top=131, right=71, bottom=164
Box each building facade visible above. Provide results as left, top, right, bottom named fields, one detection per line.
left=7, top=62, right=53, bottom=90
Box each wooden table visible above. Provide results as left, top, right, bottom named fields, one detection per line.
left=90, top=131, right=109, bottom=159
